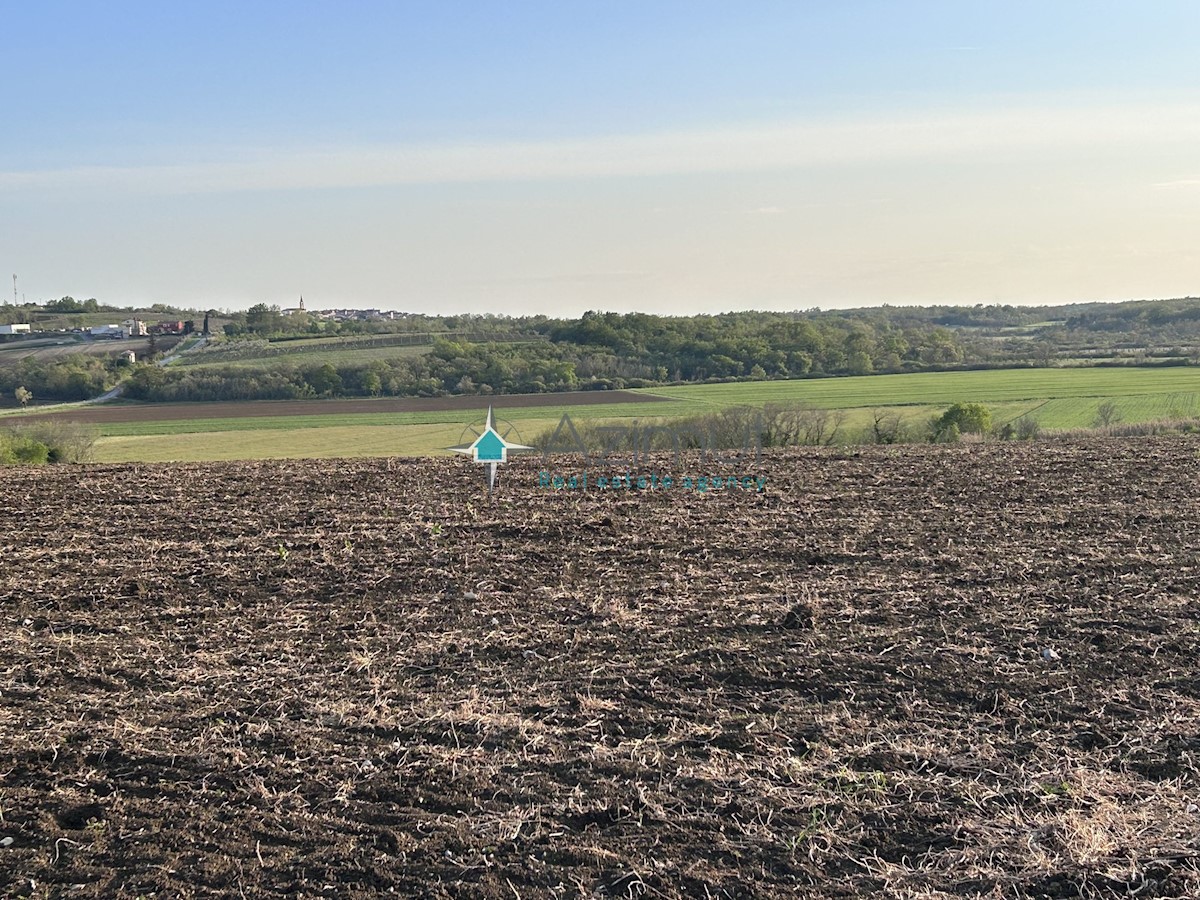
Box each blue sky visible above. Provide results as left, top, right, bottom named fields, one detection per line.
left=4, top=1, right=1200, bottom=313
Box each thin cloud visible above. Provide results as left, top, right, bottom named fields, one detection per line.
left=4, top=101, right=1200, bottom=195
left=1152, top=179, right=1200, bottom=189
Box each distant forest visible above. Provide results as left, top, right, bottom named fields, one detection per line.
left=5, top=297, right=1200, bottom=403
left=123, top=299, right=1200, bottom=402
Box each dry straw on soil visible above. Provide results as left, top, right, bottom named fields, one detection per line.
left=1, top=439, right=1199, bottom=898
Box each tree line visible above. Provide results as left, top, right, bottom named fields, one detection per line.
left=0, top=355, right=123, bottom=402
left=124, top=312, right=985, bottom=402
left=10, top=298, right=1200, bottom=404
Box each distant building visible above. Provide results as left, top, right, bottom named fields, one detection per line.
left=0, top=323, right=31, bottom=335
left=122, top=319, right=148, bottom=337
left=282, top=296, right=307, bottom=316
left=89, top=325, right=123, bottom=338
left=301, top=306, right=406, bottom=321
left=121, top=350, right=136, bottom=364
left=154, top=320, right=185, bottom=334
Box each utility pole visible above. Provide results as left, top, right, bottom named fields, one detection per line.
left=12, top=274, right=16, bottom=305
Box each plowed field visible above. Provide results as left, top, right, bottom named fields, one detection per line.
left=2, top=439, right=1199, bottom=898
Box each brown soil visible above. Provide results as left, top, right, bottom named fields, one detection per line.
left=2, top=439, right=1199, bottom=898
left=22, top=390, right=664, bottom=424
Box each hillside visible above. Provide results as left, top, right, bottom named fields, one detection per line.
left=5, top=296, right=1200, bottom=407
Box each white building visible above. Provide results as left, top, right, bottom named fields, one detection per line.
left=0, top=324, right=31, bottom=335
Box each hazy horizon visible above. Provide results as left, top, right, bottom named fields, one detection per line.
left=5, top=2, right=1199, bottom=315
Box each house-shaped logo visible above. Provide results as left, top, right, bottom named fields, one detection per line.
left=472, top=429, right=508, bottom=463
left=450, top=406, right=534, bottom=492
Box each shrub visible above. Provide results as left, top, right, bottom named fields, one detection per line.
left=934, top=423, right=961, bottom=443
left=1094, top=401, right=1122, bottom=428
left=0, top=433, right=50, bottom=464
left=1015, top=415, right=1041, bottom=441
left=870, top=409, right=909, bottom=444
left=0, top=423, right=99, bottom=465
left=933, top=403, right=991, bottom=440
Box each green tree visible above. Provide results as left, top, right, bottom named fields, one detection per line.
left=917, top=328, right=964, bottom=366
left=846, top=351, right=873, bottom=376
left=844, top=331, right=876, bottom=375
left=935, top=422, right=961, bottom=443
left=934, top=403, right=991, bottom=438
left=0, top=431, right=49, bottom=464
left=305, top=363, right=342, bottom=396
left=245, top=303, right=284, bottom=335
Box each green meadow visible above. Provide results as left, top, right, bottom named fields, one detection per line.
left=81, top=365, right=1200, bottom=462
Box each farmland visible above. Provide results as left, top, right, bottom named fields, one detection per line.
left=11, top=364, right=1200, bottom=462
left=646, top=366, right=1200, bottom=417
left=2, top=439, right=1199, bottom=897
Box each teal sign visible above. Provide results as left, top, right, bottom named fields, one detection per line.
left=450, top=406, right=533, bottom=492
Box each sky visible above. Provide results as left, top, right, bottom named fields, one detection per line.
left=3, top=1, right=1200, bottom=315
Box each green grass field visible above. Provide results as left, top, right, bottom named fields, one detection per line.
left=49, top=364, right=1200, bottom=462
left=637, top=367, right=1200, bottom=432
left=96, top=422, right=552, bottom=462
left=640, top=366, right=1200, bottom=410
